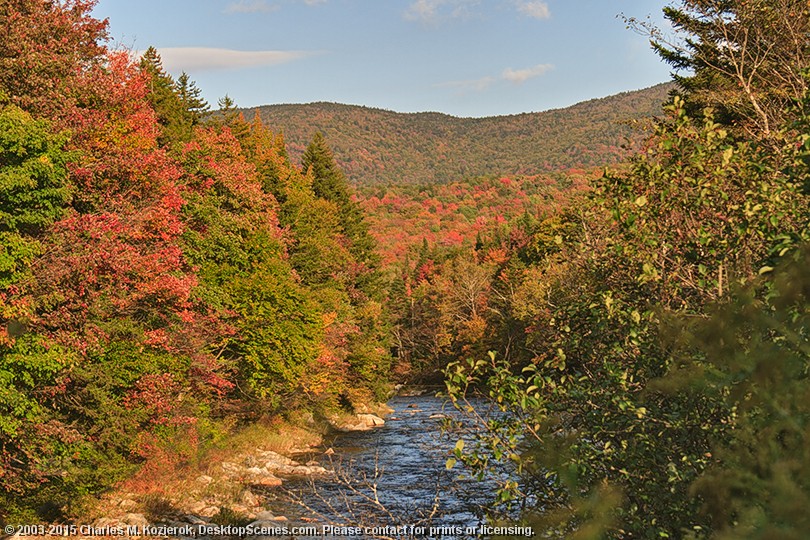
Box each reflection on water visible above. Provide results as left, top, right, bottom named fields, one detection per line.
left=263, top=394, right=497, bottom=538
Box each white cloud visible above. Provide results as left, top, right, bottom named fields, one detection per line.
left=502, top=63, right=554, bottom=83
left=404, top=0, right=481, bottom=24
left=438, top=63, right=553, bottom=93
left=224, top=0, right=279, bottom=14
left=405, top=0, right=443, bottom=23
left=516, top=0, right=550, bottom=19
left=156, top=47, right=316, bottom=73
left=302, top=0, right=327, bottom=4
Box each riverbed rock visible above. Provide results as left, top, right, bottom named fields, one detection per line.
left=118, top=498, right=138, bottom=511
left=198, top=506, right=220, bottom=518
left=333, top=420, right=370, bottom=432
left=253, top=474, right=283, bottom=487
left=260, top=450, right=297, bottom=467
left=331, top=412, right=387, bottom=432
left=195, top=475, right=213, bottom=486
left=357, top=413, right=385, bottom=427
left=245, top=466, right=266, bottom=477
left=221, top=462, right=241, bottom=476
left=355, top=402, right=395, bottom=416
left=122, top=513, right=149, bottom=527
left=239, top=489, right=260, bottom=507
left=187, top=501, right=210, bottom=514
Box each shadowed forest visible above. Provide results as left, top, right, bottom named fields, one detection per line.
left=1, top=0, right=809, bottom=538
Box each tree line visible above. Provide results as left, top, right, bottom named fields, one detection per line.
left=386, top=0, right=810, bottom=537
left=0, top=0, right=389, bottom=522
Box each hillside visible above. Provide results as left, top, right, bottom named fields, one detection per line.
left=246, top=83, right=673, bottom=184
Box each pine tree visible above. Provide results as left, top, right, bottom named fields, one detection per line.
left=645, top=0, right=810, bottom=136
left=175, top=72, right=209, bottom=124
left=140, top=47, right=207, bottom=144
left=302, top=132, right=379, bottom=273
left=216, top=94, right=249, bottom=141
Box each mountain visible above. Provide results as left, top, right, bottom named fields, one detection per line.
left=245, top=83, right=674, bottom=185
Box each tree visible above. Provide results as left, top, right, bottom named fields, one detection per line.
left=442, top=86, right=809, bottom=538
left=636, top=0, right=810, bottom=137
left=301, top=132, right=379, bottom=294
left=140, top=48, right=208, bottom=145
left=0, top=0, right=108, bottom=116
left=673, top=246, right=810, bottom=539
left=175, top=72, right=209, bottom=124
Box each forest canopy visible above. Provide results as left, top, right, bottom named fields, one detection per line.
left=0, top=1, right=807, bottom=537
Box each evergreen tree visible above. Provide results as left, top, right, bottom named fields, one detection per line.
left=302, top=132, right=352, bottom=206
left=301, top=132, right=380, bottom=286
left=642, top=0, right=810, bottom=137
left=216, top=94, right=249, bottom=141
left=140, top=47, right=207, bottom=145
left=175, top=72, right=209, bottom=124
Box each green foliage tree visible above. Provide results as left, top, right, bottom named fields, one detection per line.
left=0, top=104, right=70, bottom=294
left=634, top=0, right=810, bottom=137
left=442, top=87, right=809, bottom=538
left=302, top=132, right=379, bottom=272
left=672, top=246, right=810, bottom=539
left=140, top=47, right=208, bottom=145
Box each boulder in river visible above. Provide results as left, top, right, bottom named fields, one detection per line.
left=331, top=413, right=386, bottom=432
left=357, top=413, right=385, bottom=427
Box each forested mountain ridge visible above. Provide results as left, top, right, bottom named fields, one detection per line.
left=247, top=83, right=673, bottom=184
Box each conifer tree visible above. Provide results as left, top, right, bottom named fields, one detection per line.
left=302, top=132, right=379, bottom=282
left=216, top=94, right=250, bottom=141
left=175, top=72, right=209, bottom=124
left=642, top=0, right=810, bottom=136
left=140, top=48, right=209, bottom=145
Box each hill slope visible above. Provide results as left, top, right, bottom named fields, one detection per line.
left=246, top=83, right=673, bottom=184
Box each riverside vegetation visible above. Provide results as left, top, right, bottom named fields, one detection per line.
left=1, top=0, right=809, bottom=538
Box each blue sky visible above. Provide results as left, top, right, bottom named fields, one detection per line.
left=93, top=0, right=673, bottom=118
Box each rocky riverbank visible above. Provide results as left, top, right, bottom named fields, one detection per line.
left=87, top=445, right=329, bottom=533
left=66, top=406, right=394, bottom=538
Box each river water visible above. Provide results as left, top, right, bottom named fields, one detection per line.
left=265, top=393, right=500, bottom=538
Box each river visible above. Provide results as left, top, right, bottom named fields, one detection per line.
left=263, top=393, right=500, bottom=538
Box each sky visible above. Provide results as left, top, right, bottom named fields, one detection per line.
left=92, top=0, right=674, bottom=118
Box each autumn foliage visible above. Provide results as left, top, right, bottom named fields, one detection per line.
left=0, top=0, right=389, bottom=522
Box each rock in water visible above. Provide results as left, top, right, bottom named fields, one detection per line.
left=357, top=413, right=385, bottom=427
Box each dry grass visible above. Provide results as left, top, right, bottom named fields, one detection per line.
left=80, top=413, right=324, bottom=523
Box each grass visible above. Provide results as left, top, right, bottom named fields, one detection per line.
left=78, top=412, right=325, bottom=524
